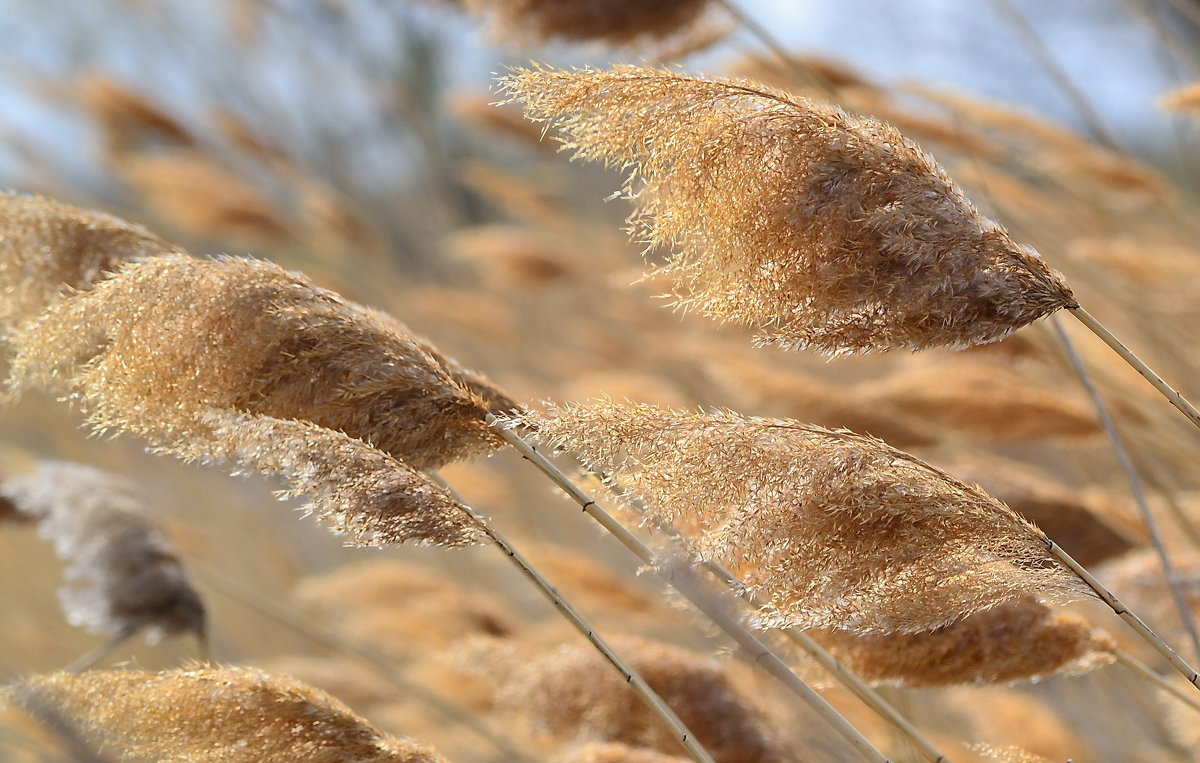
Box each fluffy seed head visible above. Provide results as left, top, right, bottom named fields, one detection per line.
left=813, top=597, right=1115, bottom=687
left=9, top=667, right=445, bottom=763
left=463, top=0, right=712, bottom=46
left=0, top=193, right=177, bottom=329
left=192, top=411, right=483, bottom=548
left=516, top=399, right=1089, bottom=633
left=0, top=461, right=205, bottom=642
left=7, top=254, right=513, bottom=471
left=500, top=65, right=1075, bottom=354
left=463, top=635, right=786, bottom=761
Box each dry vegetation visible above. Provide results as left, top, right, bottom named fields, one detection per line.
left=2, top=1, right=1200, bottom=762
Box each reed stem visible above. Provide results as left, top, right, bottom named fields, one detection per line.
left=1066, top=305, right=1200, bottom=432
left=488, top=414, right=891, bottom=763
left=1051, top=315, right=1200, bottom=661
left=1112, top=648, right=1200, bottom=715
left=428, top=475, right=715, bottom=763
left=1046, top=539, right=1200, bottom=693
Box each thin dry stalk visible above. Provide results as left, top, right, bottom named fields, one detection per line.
left=487, top=413, right=890, bottom=763
left=1110, top=649, right=1200, bottom=717
left=1050, top=316, right=1200, bottom=662
left=8, top=668, right=445, bottom=762
left=428, top=474, right=716, bottom=763
left=499, top=65, right=1075, bottom=355
left=515, top=400, right=1088, bottom=634
left=0, top=461, right=206, bottom=660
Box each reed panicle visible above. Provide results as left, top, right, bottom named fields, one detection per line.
left=0, top=193, right=177, bottom=329
left=0, top=461, right=206, bottom=647
left=190, top=411, right=483, bottom=548
left=499, top=65, right=1075, bottom=355
left=462, top=634, right=788, bottom=762
left=558, top=742, right=688, bottom=762
left=943, top=458, right=1135, bottom=567
left=813, top=597, right=1115, bottom=687
left=517, top=399, right=1088, bottom=633
left=462, top=0, right=712, bottom=46
left=9, top=667, right=446, bottom=762
left=6, top=253, right=513, bottom=471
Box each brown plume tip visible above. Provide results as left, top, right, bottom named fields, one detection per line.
left=9, top=667, right=446, bottom=763
left=511, top=399, right=1090, bottom=633
left=0, top=192, right=178, bottom=329
left=7, top=253, right=513, bottom=471
left=813, top=597, right=1115, bottom=687
left=499, top=65, right=1075, bottom=355
left=0, top=461, right=206, bottom=642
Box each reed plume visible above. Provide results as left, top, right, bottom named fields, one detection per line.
left=0, top=192, right=177, bottom=329
left=8, top=667, right=445, bottom=762
left=7, top=253, right=513, bottom=471
left=943, top=458, right=1135, bottom=567
left=193, top=411, right=483, bottom=547
left=0, top=461, right=206, bottom=653
left=462, top=0, right=712, bottom=46
left=812, top=597, right=1115, bottom=687
left=559, top=742, right=688, bottom=762
left=499, top=65, right=1075, bottom=355
left=516, top=399, right=1088, bottom=633
left=461, top=634, right=787, bottom=762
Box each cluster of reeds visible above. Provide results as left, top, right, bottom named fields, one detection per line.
left=3, top=1, right=1200, bottom=761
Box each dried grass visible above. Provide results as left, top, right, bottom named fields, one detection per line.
left=10, top=667, right=445, bottom=762
left=516, top=399, right=1089, bottom=633
left=813, top=597, right=1115, bottom=687
left=7, top=254, right=512, bottom=471
left=0, top=193, right=177, bottom=328
left=0, top=461, right=205, bottom=643
left=500, top=65, right=1075, bottom=355
left=460, top=634, right=788, bottom=762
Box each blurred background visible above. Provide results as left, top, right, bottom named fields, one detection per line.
left=1, top=1, right=1200, bottom=761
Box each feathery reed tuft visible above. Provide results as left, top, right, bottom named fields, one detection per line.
left=462, top=0, right=712, bottom=46
left=515, top=399, right=1089, bottom=633
left=193, top=411, right=483, bottom=547
left=499, top=65, right=1075, bottom=354
left=0, top=461, right=205, bottom=644
left=7, top=253, right=513, bottom=471
left=0, top=193, right=177, bottom=329
left=9, top=667, right=445, bottom=762
left=462, top=634, right=787, bottom=761
left=813, top=598, right=1115, bottom=687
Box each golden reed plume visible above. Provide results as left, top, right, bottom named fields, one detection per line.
left=461, top=634, right=787, bottom=761
left=7, top=254, right=512, bottom=471
left=9, top=667, right=446, bottom=762
left=0, top=193, right=177, bottom=329
left=813, top=597, right=1115, bottom=687
left=500, top=65, right=1075, bottom=355
left=517, top=399, right=1088, bottom=633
